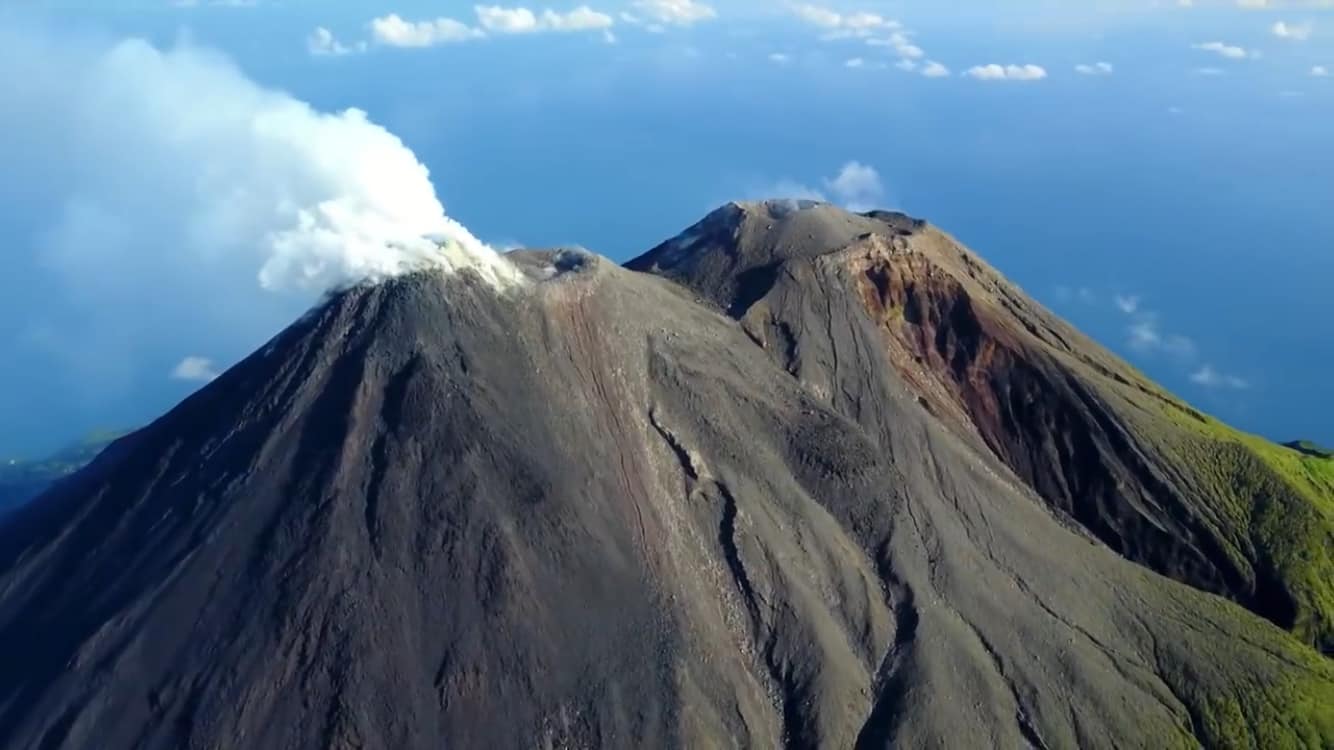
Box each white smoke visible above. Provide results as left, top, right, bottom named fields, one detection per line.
left=36, top=37, right=513, bottom=291
left=0, top=26, right=514, bottom=451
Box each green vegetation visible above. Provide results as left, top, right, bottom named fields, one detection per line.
left=1147, top=585, right=1334, bottom=749
left=1128, top=393, right=1334, bottom=653
left=1188, top=670, right=1334, bottom=749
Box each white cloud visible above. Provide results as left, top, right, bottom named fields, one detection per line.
left=474, top=5, right=615, bottom=34
left=792, top=4, right=898, bottom=37
left=795, top=3, right=901, bottom=39
left=370, top=14, right=484, bottom=47
left=1191, top=41, right=1254, bottom=60
left=370, top=7, right=613, bottom=46
left=475, top=6, right=542, bottom=32
left=758, top=179, right=826, bottom=202
left=1075, top=61, right=1114, bottom=76
left=845, top=57, right=865, bottom=68
left=544, top=6, right=615, bottom=31
left=1313, top=65, right=1330, bottom=76
left=1107, top=294, right=1200, bottom=359
left=753, top=162, right=889, bottom=212
left=1271, top=21, right=1313, bottom=40
left=171, top=356, right=221, bottom=383
left=307, top=27, right=366, bottom=56
left=824, top=161, right=885, bottom=211
left=920, top=61, right=950, bottom=78
left=1128, top=321, right=1163, bottom=351
left=964, top=64, right=1047, bottom=81
left=1190, top=365, right=1249, bottom=390
left=1127, top=320, right=1196, bottom=358
left=1111, top=299, right=1198, bottom=360
left=865, top=31, right=922, bottom=58
left=892, top=38, right=923, bottom=59
left=843, top=12, right=894, bottom=31
left=791, top=7, right=933, bottom=70
left=630, top=0, right=716, bottom=26
left=792, top=4, right=841, bottom=28
left=1193, top=66, right=1226, bottom=76
left=768, top=52, right=791, bottom=64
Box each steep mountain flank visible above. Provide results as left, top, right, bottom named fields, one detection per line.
left=0, top=222, right=1329, bottom=749
left=630, top=200, right=1334, bottom=655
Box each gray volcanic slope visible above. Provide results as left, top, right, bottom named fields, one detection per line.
left=630, top=200, right=1334, bottom=656
left=0, top=219, right=1331, bottom=748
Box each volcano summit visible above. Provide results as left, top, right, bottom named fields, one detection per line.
left=0, top=202, right=1330, bottom=749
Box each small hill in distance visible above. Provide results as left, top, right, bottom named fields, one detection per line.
left=0, top=431, right=126, bottom=513
left=1285, top=440, right=1334, bottom=459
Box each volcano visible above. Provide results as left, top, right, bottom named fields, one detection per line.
left=0, top=203, right=1331, bottom=749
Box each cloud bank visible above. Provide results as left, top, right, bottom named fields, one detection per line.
left=792, top=4, right=899, bottom=37
left=361, top=7, right=617, bottom=50
left=475, top=5, right=614, bottom=34
left=630, top=0, right=716, bottom=26
left=965, top=64, right=1048, bottom=81
left=370, top=14, right=485, bottom=47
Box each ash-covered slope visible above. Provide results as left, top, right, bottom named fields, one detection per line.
left=0, top=237, right=1330, bottom=749
left=631, top=199, right=1334, bottom=655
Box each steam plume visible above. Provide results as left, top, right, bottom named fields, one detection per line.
left=41, top=38, right=511, bottom=291
left=0, top=26, right=511, bottom=453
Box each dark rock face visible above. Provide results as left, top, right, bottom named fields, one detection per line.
left=0, top=210, right=1331, bottom=749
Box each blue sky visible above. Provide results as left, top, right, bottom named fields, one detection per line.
left=1, top=0, right=1332, bottom=457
